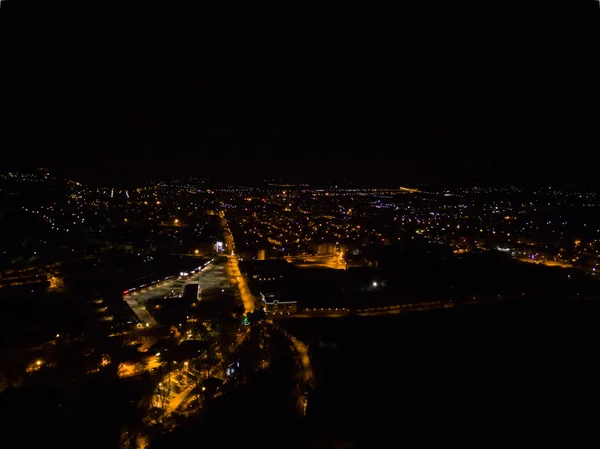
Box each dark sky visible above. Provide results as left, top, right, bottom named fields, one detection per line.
left=2, top=1, right=599, bottom=185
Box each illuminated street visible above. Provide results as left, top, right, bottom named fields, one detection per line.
left=221, top=212, right=256, bottom=313
left=290, top=335, right=314, bottom=387
left=517, top=257, right=574, bottom=269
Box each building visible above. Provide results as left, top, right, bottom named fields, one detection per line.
left=183, top=283, right=200, bottom=301
left=257, top=249, right=266, bottom=260
left=260, top=292, right=297, bottom=314
left=313, top=243, right=350, bottom=255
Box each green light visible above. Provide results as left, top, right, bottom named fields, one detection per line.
left=242, top=315, right=249, bottom=325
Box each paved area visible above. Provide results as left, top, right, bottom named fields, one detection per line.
left=123, top=258, right=234, bottom=326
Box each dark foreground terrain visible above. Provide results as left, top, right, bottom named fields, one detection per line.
left=282, top=298, right=600, bottom=448
left=3, top=298, right=600, bottom=449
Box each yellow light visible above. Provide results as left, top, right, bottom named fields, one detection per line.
left=194, top=249, right=199, bottom=254
left=36, top=360, right=42, bottom=366
left=174, top=219, right=179, bottom=224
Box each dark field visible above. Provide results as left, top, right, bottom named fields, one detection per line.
left=280, top=299, right=600, bottom=447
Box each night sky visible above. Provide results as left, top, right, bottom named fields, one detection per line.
left=2, top=1, right=599, bottom=185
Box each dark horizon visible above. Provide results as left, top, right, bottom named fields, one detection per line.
left=9, top=161, right=600, bottom=189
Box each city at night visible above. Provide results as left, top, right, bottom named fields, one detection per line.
left=2, top=2, right=600, bottom=448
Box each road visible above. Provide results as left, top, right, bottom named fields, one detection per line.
left=291, top=336, right=314, bottom=417
left=270, top=322, right=315, bottom=384
left=290, top=335, right=315, bottom=388
left=220, top=212, right=256, bottom=313
left=517, top=257, right=574, bottom=269
left=270, top=322, right=315, bottom=417
left=272, top=301, right=454, bottom=319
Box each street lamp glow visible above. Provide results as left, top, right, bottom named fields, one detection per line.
left=372, top=281, right=378, bottom=287
left=36, top=360, right=42, bottom=366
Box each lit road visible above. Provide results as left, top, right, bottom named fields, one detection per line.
left=220, top=212, right=256, bottom=313
left=290, top=335, right=315, bottom=388
left=290, top=336, right=314, bottom=417
left=227, top=256, right=255, bottom=313
left=270, top=322, right=315, bottom=417
left=270, top=322, right=315, bottom=386
left=517, top=257, right=574, bottom=269
left=272, top=301, right=454, bottom=319
left=273, top=309, right=350, bottom=319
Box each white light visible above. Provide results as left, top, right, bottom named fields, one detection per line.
left=372, top=281, right=378, bottom=287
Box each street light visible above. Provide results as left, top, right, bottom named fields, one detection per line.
left=372, top=281, right=378, bottom=287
